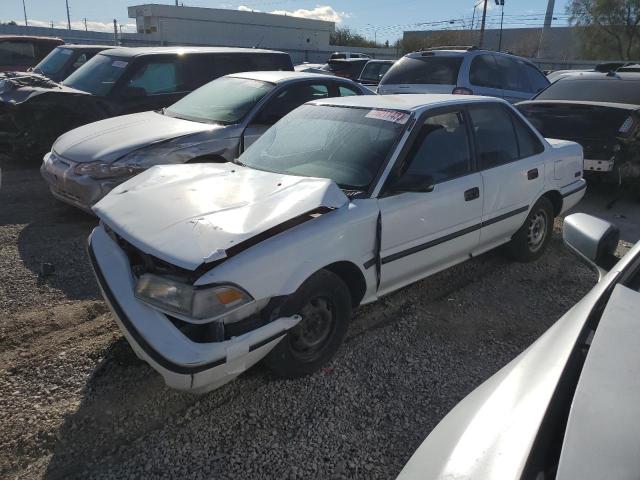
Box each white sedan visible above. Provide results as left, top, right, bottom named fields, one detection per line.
left=88, top=94, right=586, bottom=392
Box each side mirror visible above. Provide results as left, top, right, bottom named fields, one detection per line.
left=563, top=213, right=619, bottom=277
left=389, top=173, right=435, bottom=193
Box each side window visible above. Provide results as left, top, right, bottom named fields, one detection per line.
left=402, top=111, right=471, bottom=184
left=186, top=56, right=220, bottom=88
left=495, top=56, right=530, bottom=92
left=338, top=85, right=360, bottom=96
left=71, top=53, right=88, bottom=70
left=468, top=104, right=519, bottom=169
left=525, top=64, right=550, bottom=93
left=256, top=83, right=329, bottom=125
left=128, top=61, right=181, bottom=95
left=510, top=111, right=545, bottom=158
left=469, top=55, right=501, bottom=89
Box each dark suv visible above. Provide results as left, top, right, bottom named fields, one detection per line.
left=0, top=46, right=293, bottom=159
left=31, top=44, right=112, bottom=82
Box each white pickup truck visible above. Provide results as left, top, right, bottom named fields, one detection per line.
left=88, top=94, right=586, bottom=392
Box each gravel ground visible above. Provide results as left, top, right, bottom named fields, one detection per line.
left=0, top=158, right=637, bottom=480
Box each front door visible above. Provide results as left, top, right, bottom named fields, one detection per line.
left=378, top=109, right=483, bottom=295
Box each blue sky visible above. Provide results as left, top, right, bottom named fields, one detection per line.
left=4, top=0, right=571, bottom=43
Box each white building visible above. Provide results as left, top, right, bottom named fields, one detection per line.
left=128, top=4, right=333, bottom=53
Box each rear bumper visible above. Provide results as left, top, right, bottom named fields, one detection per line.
left=560, top=179, right=587, bottom=214
left=584, top=159, right=615, bottom=172
left=88, top=225, right=300, bottom=393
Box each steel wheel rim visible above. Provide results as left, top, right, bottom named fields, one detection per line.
left=527, top=209, right=548, bottom=252
left=290, top=296, right=335, bottom=361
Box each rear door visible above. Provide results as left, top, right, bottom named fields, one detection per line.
left=378, top=108, right=483, bottom=294
left=469, top=103, right=546, bottom=252
left=378, top=53, right=463, bottom=94
left=242, top=81, right=332, bottom=150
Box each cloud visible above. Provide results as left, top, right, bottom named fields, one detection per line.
left=14, top=19, right=135, bottom=32
left=238, top=4, right=348, bottom=23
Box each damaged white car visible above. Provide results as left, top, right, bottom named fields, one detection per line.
left=88, top=94, right=587, bottom=392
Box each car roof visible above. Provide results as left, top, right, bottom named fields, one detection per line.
left=57, top=44, right=114, bottom=50
left=0, top=35, right=63, bottom=43
left=310, top=93, right=503, bottom=112
left=556, top=71, right=640, bottom=81
left=365, top=59, right=394, bottom=64
left=98, top=46, right=287, bottom=58
left=405, top=48, right=533, bottom=63
left=228, top=70, right=348, bottom=83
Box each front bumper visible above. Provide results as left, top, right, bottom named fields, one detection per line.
left=40, top=152, right=123, bottom=213
left=88, top=225, right=301, bottom=392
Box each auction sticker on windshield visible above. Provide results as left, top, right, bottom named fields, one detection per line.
left=365, top=109, right=410, bottom=124
left=112, top=60, right=128, bottom=68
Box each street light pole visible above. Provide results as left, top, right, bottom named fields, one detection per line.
left=65, top=0, right=71, bottom=29
left=22, top=0, right=28, bottom=27
left=496, top=0, right=505, bottom=52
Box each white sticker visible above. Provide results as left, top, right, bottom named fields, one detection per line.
left=60, top=48, right=73, bottom=55
left=365, top=109, right=410, bottom=124
left=112, top=60, right=128, bottom=68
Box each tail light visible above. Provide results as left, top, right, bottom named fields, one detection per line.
left=618, top=115, right=636, bottom=134
left=452, top=87, right=473, bottom=95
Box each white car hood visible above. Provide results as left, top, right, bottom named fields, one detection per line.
left=93, top=163, right=349, bottom=271
left=53, top=111, right=224, bottom=163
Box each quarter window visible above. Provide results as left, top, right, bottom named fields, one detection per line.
left=402, top=111, right=471, bottom=183
left=495, top=56, right=530, bottom=92
left=257, top=83, right=329, bottom=125
left=339, top=85, right=360, bottom=96
left=525, top=64, right=550, bottom=93
left=469, top=104, right=519, bottom=169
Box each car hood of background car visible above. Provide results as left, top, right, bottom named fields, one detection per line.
left=53, top=111, right=226, bottom=163
left=93, top=163, right=349, bottom=271
left=0, top=72, right=88, bottom=104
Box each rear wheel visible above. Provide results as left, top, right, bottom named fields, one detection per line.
left=264, top=270, right=351, bottom=378
left=507, top=197, right=554, bottom=262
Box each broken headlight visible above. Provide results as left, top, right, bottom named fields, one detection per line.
left=134, top=274, right=253, bottom=321
left=74, top=161, right=144, bottom=180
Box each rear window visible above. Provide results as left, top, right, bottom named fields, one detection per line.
left=0, top=41, right=35, bottom=66
left=380, top=55, right=463, bottom=85
left=535, top=78, right=640, bottom=105
left=359, top=62, right=393, bottom=82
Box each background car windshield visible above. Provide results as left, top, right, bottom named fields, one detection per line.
left=62, top=54, right=128, bottom=96
left=165, top=77, right=274, bottom=124
left=381, top=56, right=463, bottom=85
left=360, top=62, right=392, bottom=82
left=239, top=104, right=406, bottom=189
left=33, top=47, right=72, bottom=76
left=536, top=78, right=640, bottom=105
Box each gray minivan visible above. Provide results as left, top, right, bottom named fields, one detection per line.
left=378, top=47, right=549, bottom=102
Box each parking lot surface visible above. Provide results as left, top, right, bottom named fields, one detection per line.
left=0, top=158, right=637, bottom=479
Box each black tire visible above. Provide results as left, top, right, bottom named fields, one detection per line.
left=264, top=269, right=352, bottom=378
left=507, top=196, right=554, bottom=262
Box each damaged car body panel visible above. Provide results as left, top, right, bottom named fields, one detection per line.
left=93, top=162, right=350, bottom=271
left=89, top=95, right=587, bottom=392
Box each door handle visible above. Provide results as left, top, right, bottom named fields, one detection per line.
left=464, top=187, right=480, bottom=201
left=527, top=168, right=539, bottom=180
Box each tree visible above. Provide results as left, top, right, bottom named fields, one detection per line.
left=568, top=0, right=640, bottom=59
left=330, top=26, right=378, bottom=48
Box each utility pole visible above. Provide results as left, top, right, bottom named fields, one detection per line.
left=66, top=0, right=71, bottom=29
left=84, top=17, right=87, bottom=31
left=544, top=0, right=556, bottom=28
left=496, top=0, right=505, bottom=52
left=537, top=0, right=556, bottom=57
left=22, top=0, right=28, bottom=27
left=478, top=0, right=488, bottom=48
left=113, top=19, right=118, bottom=46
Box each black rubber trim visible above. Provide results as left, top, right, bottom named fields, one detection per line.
left=562, top=181, right=587, bottom=198
left=363, top=258, right=376, bottom=269
left=88, top=240, right=226, bottom=375
left=380, top=205, right=529, bottom=265
left=248, top=331, right=287, bottom=352
left=482, top=205, right=529, bottom=227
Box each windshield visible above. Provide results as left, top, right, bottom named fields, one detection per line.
left=381, top=55, right=463, bottom=85
left=62, top=54, right=128, bottom=96
left=535, top=78, right=640, bottom=105
left=238, top=104, right=408, bottom=189
left=33, top=47, right=72, bottom=76
left=165, top=77, right=274, bottom=124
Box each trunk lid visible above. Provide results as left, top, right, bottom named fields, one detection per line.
left=93, top=163, right=348, bottom=271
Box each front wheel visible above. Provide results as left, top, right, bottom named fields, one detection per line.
left=507, top=197, right=554, bottom=262
left=264, top=270, right=352, bottom=378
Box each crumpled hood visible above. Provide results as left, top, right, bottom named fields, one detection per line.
left=53, top=111, right=224, bottom=163
left=0, top=72, right=87, bottom=105
left=93, top=163, right=349, bottom=271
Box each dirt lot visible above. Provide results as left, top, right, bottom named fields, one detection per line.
left=0, top=158, right=637, bottom=480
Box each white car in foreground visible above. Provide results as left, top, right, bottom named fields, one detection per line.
left=88, top=94, right=586, bottom=392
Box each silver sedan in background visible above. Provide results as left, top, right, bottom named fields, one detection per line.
left=40, top=71, right=371, bottom=213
